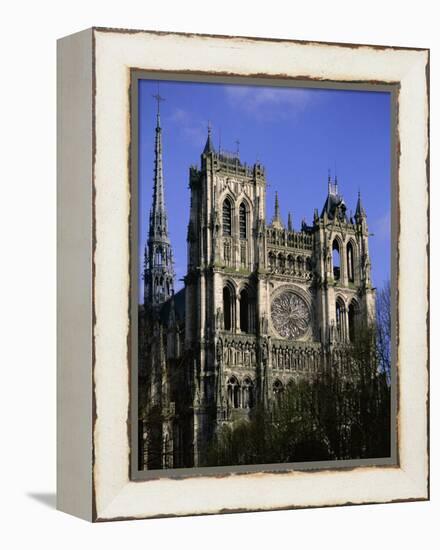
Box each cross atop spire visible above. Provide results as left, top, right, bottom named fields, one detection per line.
left=152, top=83, right=165, bottom=128
left=152, top=91, right=165, bottom=110
left=153, top=82, right=165, bottom=109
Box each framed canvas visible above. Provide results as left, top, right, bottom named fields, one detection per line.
left=57, top=27, right=429, bottom=522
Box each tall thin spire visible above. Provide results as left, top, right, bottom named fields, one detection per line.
left=151, top=90, right=166, bottom=231
left=144, top=90, right=175, bottom=307
left=355, top=189, right=366, bottom=223
left=272, top=192, right=283, bottom=229
left=287, top=211, right=293, bottom=231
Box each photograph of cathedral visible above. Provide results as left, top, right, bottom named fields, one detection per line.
left=136, top=79, right=392, bottom=471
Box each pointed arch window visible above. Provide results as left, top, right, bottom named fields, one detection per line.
left=336, top=298, right=346, bottom=342
left=223, top=284, right=235, bottom=331
left=222, top=198, right=232, bottom=236
left=227, top=377, right=240, bottom=408
left=348, top=300, right=359, bottom=342
left=332, top=240, right=341, bottom=280
left=347, top=241, right=355, bottom=282
left=155, top=246, right=163, bottom=267
left=239, top=288, right=249, bottom=333
left=239, top=202, right=247, bottom=239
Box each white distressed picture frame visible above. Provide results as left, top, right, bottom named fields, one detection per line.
left=57, top=27, right=429, bottom=522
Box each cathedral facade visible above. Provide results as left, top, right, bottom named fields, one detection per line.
left=138, top=106, right=376, bottom=470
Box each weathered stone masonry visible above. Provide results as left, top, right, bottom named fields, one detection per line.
left=139, top=114, right=375, bottom=470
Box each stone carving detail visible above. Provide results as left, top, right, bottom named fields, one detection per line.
left=271, top=291, right=311, bottom=339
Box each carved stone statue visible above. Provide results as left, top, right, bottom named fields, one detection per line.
left=261, top=339, right=269, bottom=364
left=260, top=313, right=268, bottom=334
left=329, top=319, right=336, bottom=343
left=216, top=307, right=224, bottom=330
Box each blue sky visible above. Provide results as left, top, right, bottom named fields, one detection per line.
left=138, top=79, right=391, bottom=299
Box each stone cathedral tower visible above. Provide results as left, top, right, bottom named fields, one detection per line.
left=140, top=120, right=376, bottom=470
left=185, top=130, right=268, bottom=464
left=184, top=130, right=375, bottom=466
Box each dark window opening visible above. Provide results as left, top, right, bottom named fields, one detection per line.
left=347, top=242, right=354, bottom=282
left=227, top=377, right=240, bottom=408
left=239, top=288, right=249, bottom=333
left=239, top=202, right=247, bottom=239
left=223, top=286, right=233, bottom=331
left=348, top=301, right=358, bottom=342
left=155, top=247, right=163, bottom=267
left=223, top=199, right=232, bottom=236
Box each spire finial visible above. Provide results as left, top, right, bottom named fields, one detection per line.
left=153, top=82, right=165, bottom=120
left=152, top=91, right=165, bottom=113
left=203, top=120, right=214, bottom=154
left=271, top=191, right=283, bottom=228
left=152, top=83, right=165, bottom=126
left=287, top=211, right=293, bottom=231
left=355, top=188, right=366, bottom=222
left=235, top=139, right=240, bottom=156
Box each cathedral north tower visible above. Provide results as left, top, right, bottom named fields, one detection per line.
left=185, top=128, right=268, bottom=464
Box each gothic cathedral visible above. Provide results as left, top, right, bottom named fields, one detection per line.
left=138, top=104, right=375, bottom=470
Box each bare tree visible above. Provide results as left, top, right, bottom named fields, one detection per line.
left=206, top=319, right=391, bottom=467
left=376, top=280, right=391, bottom=381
